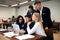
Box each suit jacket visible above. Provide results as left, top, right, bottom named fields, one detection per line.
left=35, top=7, right=53, bottom=28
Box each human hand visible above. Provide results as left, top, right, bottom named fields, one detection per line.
left=19, top=29, right=25, bottom=34
left=27, top=22, right=31, bottom=27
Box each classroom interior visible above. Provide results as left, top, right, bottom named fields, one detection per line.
left=0, top=0, right=60, bottom=40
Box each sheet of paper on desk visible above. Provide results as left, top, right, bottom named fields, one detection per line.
left=16, top=34, right=35, bottom=40
left=3, top=32, right=19, bottom=37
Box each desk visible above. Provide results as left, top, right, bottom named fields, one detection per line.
left=0, top=32, right=44, bottom=40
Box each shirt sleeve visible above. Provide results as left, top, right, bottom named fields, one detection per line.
left=27, top=23, right=39, bottom=34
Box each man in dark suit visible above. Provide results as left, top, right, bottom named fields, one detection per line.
left=34, top=1, right=53, bottom=29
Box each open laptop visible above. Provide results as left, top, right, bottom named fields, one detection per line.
left=12, top=24, right=20, bottom=33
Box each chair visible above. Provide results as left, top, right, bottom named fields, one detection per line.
left=45, top=29, right=54, bottom=40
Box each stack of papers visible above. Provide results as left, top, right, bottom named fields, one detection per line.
left=16, top=34, right=35, bottom=40
left=3, top=32, right=19, bottom=37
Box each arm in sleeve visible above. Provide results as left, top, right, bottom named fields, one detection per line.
left=46, top=8, right=51, bottom=18
left=27, top=23, right=38, bottom=34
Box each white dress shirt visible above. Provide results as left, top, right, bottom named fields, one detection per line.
left=27, top=22, right=47, bottom=37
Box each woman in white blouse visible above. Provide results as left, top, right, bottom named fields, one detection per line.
left=27, top=12, right=47, bottom=37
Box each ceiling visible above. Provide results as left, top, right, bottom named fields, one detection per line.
left=0, top=0, right=51, bottom=7
left=0, top=0, right=28, bottom=5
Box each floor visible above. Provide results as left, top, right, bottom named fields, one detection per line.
left=53, top=31, right=60, bottom=40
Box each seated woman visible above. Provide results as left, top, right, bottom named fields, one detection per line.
left=27, top=12, right=47, bottom=37
left=12, top=15, right=26, bottom=34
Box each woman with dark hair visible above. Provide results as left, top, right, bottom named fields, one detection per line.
left=12, top=15, right=26, bottom=34
left=16, top=15, right=25, bottom=29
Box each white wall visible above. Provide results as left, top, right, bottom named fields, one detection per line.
left=0, top=0, right=59, bottom=22
left=17, top=5, right=29, bottom=17
left=42, top=0, right=60, bottom=22
left=17, top=0, right=60, bottom=22
left=0, top=7, right=16, bottom=20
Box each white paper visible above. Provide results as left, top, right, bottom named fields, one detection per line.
left=12, top=24, right=20, bottom=31
left=3, top=32, right=19, bottom=37
left=16, top=34, right=35, bottom=40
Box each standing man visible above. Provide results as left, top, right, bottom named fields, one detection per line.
left=34, top=1, right=53, bottom=29
left=27, top=5, right=35, bottom=16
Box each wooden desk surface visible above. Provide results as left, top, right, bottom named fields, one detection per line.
left=0, top=32, right=44, bottom=40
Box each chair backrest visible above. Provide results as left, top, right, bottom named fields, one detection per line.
left=45, top=29, right=54, bottom=40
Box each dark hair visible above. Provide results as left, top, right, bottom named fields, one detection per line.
left=16, top=15, right=25, bottom=25
left=34, top=1, right=41, bottom=5
left=28, top=5, right=33, bottom=10
left=25, top=14, right=32, bottom=21
left=12, top=16, right=15, bottom=18
left=25, top=14, right=32, bottom=18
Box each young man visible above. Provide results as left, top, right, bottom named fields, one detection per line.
left=24, top=14, right=35, bottom=34
left=27, top=5, right=35, bottom=16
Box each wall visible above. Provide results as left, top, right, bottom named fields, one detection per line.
left=42, top=0, right=60, bottom=22
left=0, top=7, right=16, bottom=20
left=17, top=5, right=29, bottom=17
left=17, top=0, right=60, bottom=22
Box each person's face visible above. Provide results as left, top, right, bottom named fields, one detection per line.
left=28, top=8, right=32, bottom=12
left=25, top=17, right=31, bottom=23
left=19, top=17, right=23, bottom=23
left=32, top=14, right=38, bottom=22
left=34, top=4, right=41, bottom=10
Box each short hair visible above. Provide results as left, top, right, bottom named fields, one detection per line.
left=34, top=1, right=41, bottom=5
left=25, top=14, right=32, bottom=18
left=28, top=5, right=33, bottom=9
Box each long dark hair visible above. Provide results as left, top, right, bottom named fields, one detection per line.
left=16, top=15, right=25, bottom=27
